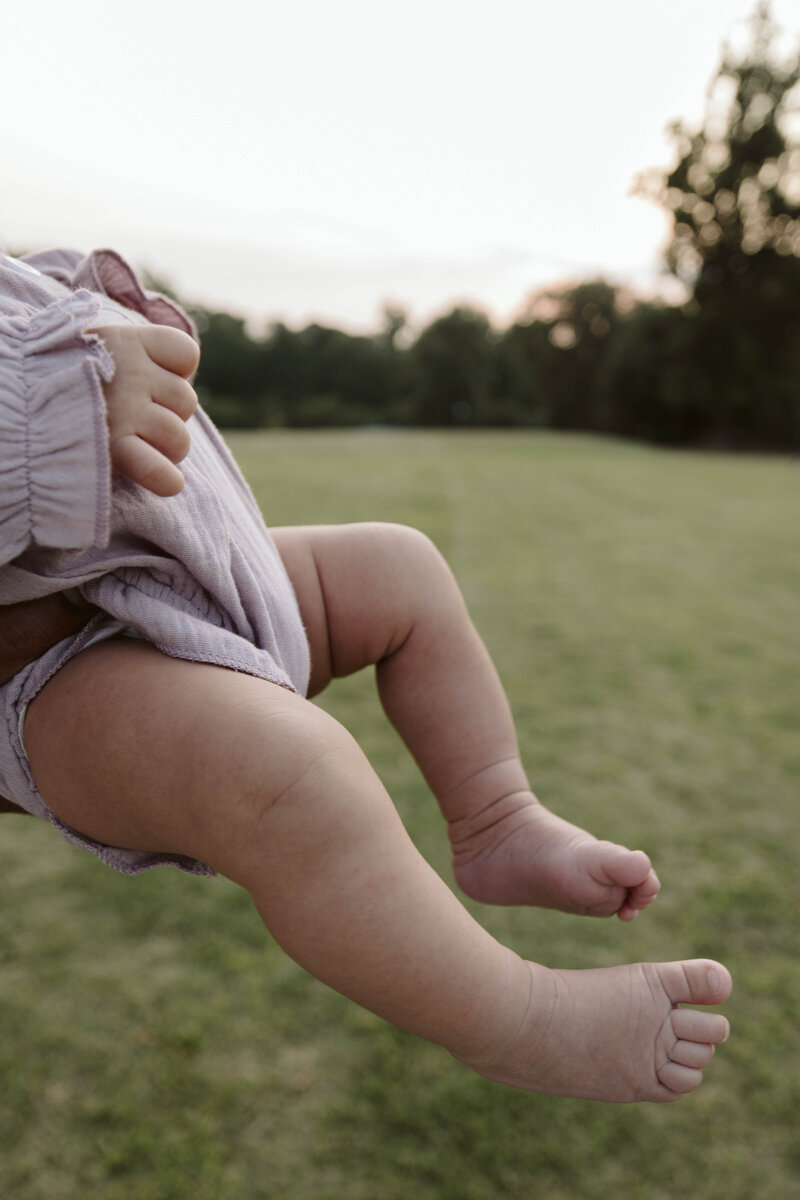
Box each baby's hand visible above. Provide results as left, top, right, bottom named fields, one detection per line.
left=92, top=324, right=200, bottom=497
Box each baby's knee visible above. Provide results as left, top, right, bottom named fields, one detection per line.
left=365, top=522, right=455, bottom=596
left=370, top=521, right=440, bottom=562
left=194, top=689, right=365, bottom=877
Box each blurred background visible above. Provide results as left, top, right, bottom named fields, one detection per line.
left=2, top=5, right=800, bottom=1199
left=3, top=0, right=799, bottom=446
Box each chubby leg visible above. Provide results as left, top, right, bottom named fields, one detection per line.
left=272, top=523, right=659, bottom=920
left=24, top=641, right=730, bottom=1101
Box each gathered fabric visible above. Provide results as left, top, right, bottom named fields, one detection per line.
left=0, top=248, right=310, bottom=873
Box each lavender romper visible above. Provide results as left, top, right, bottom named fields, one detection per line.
left=0, top=248, right=310, bottom=874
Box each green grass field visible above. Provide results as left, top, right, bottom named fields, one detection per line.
left=1, top=431, right=798, bottom=1199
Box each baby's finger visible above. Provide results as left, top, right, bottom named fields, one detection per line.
left=137, top=403, right=192, bottom=465
left=111, top=433, right=186, bottom=497
left=139, top=324, right=200, bottom=379
left=152, top=366, right=199, bottom=422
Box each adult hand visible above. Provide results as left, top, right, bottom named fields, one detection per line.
left=0, top=593, right=96, bottom=687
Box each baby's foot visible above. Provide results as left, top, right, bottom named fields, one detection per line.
left=458, top=957, right=732, bottom=1102
left=450, top=795, right=660, bottom=920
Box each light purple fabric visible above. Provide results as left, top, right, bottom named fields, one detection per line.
left=0, top=248, right=310, bottom=874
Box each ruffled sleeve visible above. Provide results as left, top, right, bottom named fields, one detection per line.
left=72, top=249, right=198, bottom=340
left=0, top=290, right=114, bottom=565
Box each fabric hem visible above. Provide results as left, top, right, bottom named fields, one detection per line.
left=3, top=622, right=282, bottom=877
left=6, top=618, right=302, bottom=875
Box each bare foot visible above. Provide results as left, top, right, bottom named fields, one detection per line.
left=458, top=957, right=732, bottom=1102
left=450, top=794, right=660, bottom=920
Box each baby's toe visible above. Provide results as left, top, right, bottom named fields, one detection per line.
left=596, top=843, right=650, bottom=884
left=656, top=959, right=733, bottom=1009
left=632, top=868, right=661, bottom=902
left=672, top=1006, right=730, bottom=1046
left=620, top=876, right=660, bottom=920
left=657, top=1061, right=704, bottom=1095
left=669, top=1039, right=716, bottom=1069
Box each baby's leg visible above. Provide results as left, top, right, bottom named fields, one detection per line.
left=272, top=523, right=659, bottom=920
left=24, top=641, right=730, bottom=1101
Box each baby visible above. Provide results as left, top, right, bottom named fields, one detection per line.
left=0, top=250, right=731, bottom=1103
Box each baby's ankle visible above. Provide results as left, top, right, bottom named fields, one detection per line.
left=451, top=958, right=555, bottom=1077
left=448, top=789, right=540, bottom=858
left=443, top=950, right=542, bottom=1066
left=439, top=756, right=533, bottom=825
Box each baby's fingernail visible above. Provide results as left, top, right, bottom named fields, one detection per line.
left=708, top=968, right=720, bottom=994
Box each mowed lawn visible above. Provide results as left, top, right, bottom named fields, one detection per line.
left=1, top=430, right=798, bottom=1200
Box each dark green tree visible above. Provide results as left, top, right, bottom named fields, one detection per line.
left=500, top=280, right=625, bottom=431
left=408, top=307, right=498, bottom=426
left=637, top=2, right=800, bottom=446
left=262, top=321, right=401, bottom=427
left=192, top=309, right=272, bottom=429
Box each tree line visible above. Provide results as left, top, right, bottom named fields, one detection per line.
left=186, top=4, right=799, bottom=450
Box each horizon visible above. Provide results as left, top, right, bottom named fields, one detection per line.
left=3, top=0, right=798, bottom=333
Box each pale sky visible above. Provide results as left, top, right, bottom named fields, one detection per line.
left=2, top=0, right=798, bottom=332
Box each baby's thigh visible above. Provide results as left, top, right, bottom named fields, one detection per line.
left=24, top=639, right=345, bottom=877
